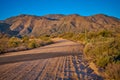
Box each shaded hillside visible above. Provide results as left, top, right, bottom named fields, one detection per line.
left=0, top=14, right=120, bottom=36
left=0, top=23, right=18, bottom=36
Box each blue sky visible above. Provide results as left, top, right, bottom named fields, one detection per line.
left=0, top=0, right=120, bottom=20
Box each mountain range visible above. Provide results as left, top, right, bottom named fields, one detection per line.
left=0, top=14, right=120, bottom=37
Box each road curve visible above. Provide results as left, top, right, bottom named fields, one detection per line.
left=0, top=38, right=82, bottom=64
left=0, top=38, right=103, bottom=80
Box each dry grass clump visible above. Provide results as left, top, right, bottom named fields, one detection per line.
left=0, top=35, right=53, bottom=54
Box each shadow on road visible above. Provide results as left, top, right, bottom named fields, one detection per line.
left=40, top=44, right=80, bottom=49
left=0, top=52, right=81, bottom=65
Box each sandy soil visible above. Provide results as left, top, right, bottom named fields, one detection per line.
left=0, top=38, right=103, bottom=80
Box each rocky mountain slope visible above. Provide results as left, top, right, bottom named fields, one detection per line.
left=0, top=14, right=120, bottom=36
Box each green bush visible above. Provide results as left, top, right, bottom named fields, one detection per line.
left=84, top=42, right=103, bottom=59
left=8, top=37, right=21, bottom=47
left=28, top=40, right=37, bottom=48
left=60, top=32, right=74, bottom=39
left=0, top=35, right=53, bottom=53
left=84, top=36, right=120, bottom=68
left=96, top=56, right=111, bottom=68
left=98, top=30, right=112, bottom=37
left=39, top=36, right=50, bottom=41
left=22, top=36, right=29, bottom=43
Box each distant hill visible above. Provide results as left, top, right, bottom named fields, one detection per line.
left=0, top=14, right=120, bottom=37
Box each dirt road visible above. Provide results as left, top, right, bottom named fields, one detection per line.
left=0, top=38, right=103, bottom=80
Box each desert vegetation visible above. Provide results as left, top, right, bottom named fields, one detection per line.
left=0, top=13, right=120, bottom=80
left=0, top=33, right=53, bottom=54
left=59, top=30, right=120, bottom=80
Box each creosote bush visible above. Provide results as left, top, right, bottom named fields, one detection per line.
left=8, top=37, right=21, bottom=47
left=28, top=40, right=37, bottom=48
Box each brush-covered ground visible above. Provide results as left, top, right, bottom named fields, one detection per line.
left=0, top=29, right=120, bottom=80
left=0, top=34, right=53, bottom=54
left=0, top=38, right=102, bottom=80
left=59, top=30, right=120, bottom=80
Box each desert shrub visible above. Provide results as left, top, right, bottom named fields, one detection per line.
left=22, top=36, right=29, bottom=43
left=25, top=36, right=53, bottom=49
left=61, top=33, right=74, bottom=39
left=84, top=40, right=105, bottom=59
left=87, top=32, right=98, bottom=39
left=59, top=32, right=85, bottom=42
left=39, top=36, right=50, bottom=41
left=114, top=53, right=120, bottom=62
left=0, top=38, right=9, bottom=53
left=84, top=37, right=120, bottom=68
left=8, top=37, right=21, bottom=47
left=28, top=40, right=37, bottom=48
left=0, top=34, right=53, bottom=53
left=83, top=34, right=120, bottom=79
left=72, top=33, right=85, bottom=41
left=39, top=36, right=53, bottom=45
left=105, top=62, right=120, bottom=80
left=96, top=56, right=112, bottom=68
left=98, top=30, right=113, bottom=37
left=50, top=34, right=58, bottom=38
left=82, top=30, right=113, bottom=41
left=57, top=30, right=120, bottom=79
